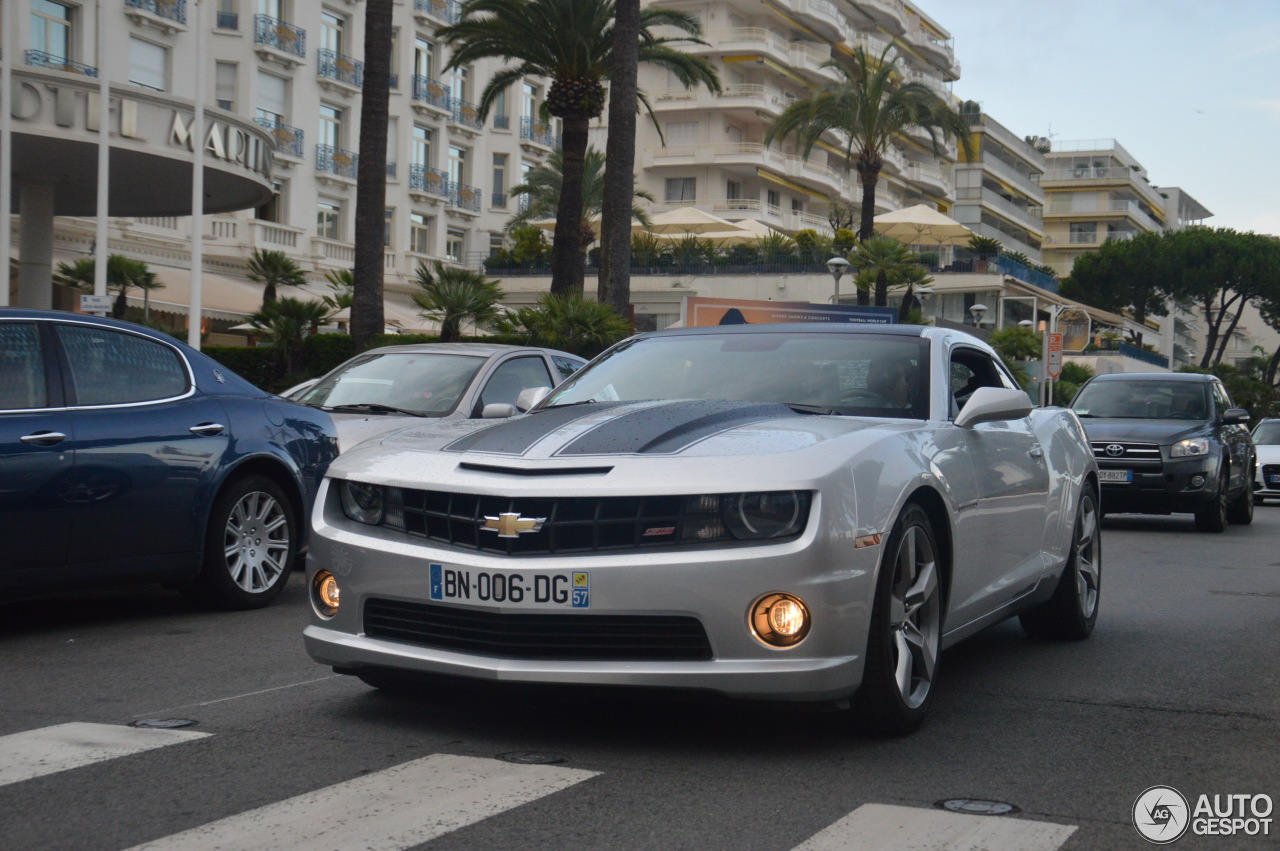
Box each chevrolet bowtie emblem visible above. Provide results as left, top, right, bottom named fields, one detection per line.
left=482, top=512, right=546, bottom=538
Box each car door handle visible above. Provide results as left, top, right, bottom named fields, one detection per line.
left=1028, top=447, right=1044, bottom=458
left=189, top=423, right=226, bottom=436
left=20, top=431, right=67, bottom=446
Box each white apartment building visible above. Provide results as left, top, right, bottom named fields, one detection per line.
left=950, top=107, right=1046, bottom=263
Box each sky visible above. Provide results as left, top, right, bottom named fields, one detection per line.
left=923, top=0, right=1280, bottom=235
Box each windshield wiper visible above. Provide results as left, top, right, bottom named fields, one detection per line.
left=786, top=403, right=837, bottom=415
left=321, top=403, right=427, bottom=417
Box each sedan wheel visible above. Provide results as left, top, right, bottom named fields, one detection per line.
left=854, top=503, right=942, bottom=736
left=1020, top=488, right=1101, bottom=640
left=195, top=475, right=295, bottom=610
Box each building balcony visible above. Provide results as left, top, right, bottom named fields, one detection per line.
left=24, top=51, right=97, bottom=77
left=1043, top=229, right=1137, bottom=248
left=124, top=0, right=187, bottom=34
left=958, top=187, right=1044, bottom=233
left=311, top=237, right=356, bottom=266
left=411, top=75, right=451, bottom=116
left=978, top=153, right=1045, bottom=199
left=904, top=69, right=946, bottom=97
left=447, top=98, right=484, bottom=134
left=695, top=28, right=791, bottom=65
left=849, top=31, right=891, bottom=57
left=408, top=164, right=450, bottom=202
left=254, top=15, right=306, bottom=67
left=254, top=117, right=304, bottom=160
left=413, top=0, right=461, bottom=25
left=317, top=48, right=363, bottom=93
left=1045, top=198, right=1163, bottom=232
left=789, top=43, right=840, bottom=84
left=520, top=116, right=558, bottom=150
left=773, top=0, right=849, bottom=45
left=903, top=161, right=949, bottom=197
left=316, top=144, right=358, bottom=182
left=201, top=216, right=308, bottom=261
left=853, top=0, right=906, bottom=34
left=652, top=84, right=795, bottom=121
left=449, top=182, right=482, bottom=214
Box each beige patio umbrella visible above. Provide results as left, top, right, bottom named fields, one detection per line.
left=528, top=215, right=646, bottom=239
left=646, top=207, right=748, bottom=235
left=873, top=204, right=973, bottom=245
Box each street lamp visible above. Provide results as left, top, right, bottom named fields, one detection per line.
left=826, top=256, right=850, bottom=304
left=969, top=303, right=988, bottom=326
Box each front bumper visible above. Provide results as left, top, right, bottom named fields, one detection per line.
left=1256, top=463, right=1280, bottom=500
left=303, top=487, right=880, bottom=703
left=1097, top=454, right=1222, bottom=514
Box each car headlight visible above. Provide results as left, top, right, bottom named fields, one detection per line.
left=339, top=480, right=385, bottom=525
left=1171, top=438, right=1210, bottom=458
left=682, top=492, right=811, bottom=542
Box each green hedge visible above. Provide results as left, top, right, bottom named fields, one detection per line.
left=203, top=346, right=278, bottom=390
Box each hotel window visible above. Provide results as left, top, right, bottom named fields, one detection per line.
left=256, top=71, right=288, bottom=124
left=320, top=10, right=345, bottom=55
left=31, top=0, right=72, bottom=62
left=388, top=27, right=400, bottom=88
left=319, top=104, right=344, bottom=149
left=412, top=125, right=433, bottom=167
left=664, top=177, right=696, bottom=202
left=259, top=0, right=284, bottom=21
left=385, top=117, right=399, bottom=177
left=256, top=180, right=286, bottom=223
left=521, top=83, right=539, bottom=121
left=414, top=37, right=433, bottom=78
left=449, top=66, right=469, bottom=105
left=665, top=122, right=698, bottom=147
left=492, top=154, right=507, bottom=207
left=791, top=199, right=803, bottom=213
left=766, top=189, right=780, bottom=209
left=449, top=146, right=468, bottom=187
left=317, top=200, right=342, bottom=240
left=446, top=229, right=465, bottom=263
left=492, top=88, right=509, bottom=129
left=216, top=0, right=239, bottom=30
left=410, top=213, right=432, bottom=254
left=128, top=38, right=168, bottom=92
left=726, top=180, right=741, bottom=200
left=215, top=62, right=237, bottom=111
left=1070, top=221, right=1097, bottom=244
left=384, top=208, right=395, bottom=249
left=489, top=234, right=504, bottom=256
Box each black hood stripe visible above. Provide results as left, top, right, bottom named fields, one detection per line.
left=442, top=401, right=630, bottom=455
left=556, top=400, right=801, bottom=456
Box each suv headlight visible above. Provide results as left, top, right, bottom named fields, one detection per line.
left=1171, top=438, right=1210, bottom=458
left=339, top=480, right=385, bottom=525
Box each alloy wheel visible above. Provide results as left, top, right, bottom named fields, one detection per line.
left=888, top=524, right=942, bottom=709
left=222, top=490, right=290, bottom=593
left=1075, top=494, right=1100, bottom=620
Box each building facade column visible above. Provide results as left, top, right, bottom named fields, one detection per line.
left=16, top=179, right=57, bottom=310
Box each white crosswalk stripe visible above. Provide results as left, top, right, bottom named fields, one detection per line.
left=124, top=753, right=599, bottom=851
left=793, top=803, right=1076, bottom=851
left=0, top=722, right=210, bottom=788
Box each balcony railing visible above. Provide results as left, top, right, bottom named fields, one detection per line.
left=447, top=97, right=483, bottom=130
left=316, top=144, right=359, bottom=178
left=255, top=117, right=305, bottom=158
left=254, top=14, right=306, bottom=59
left=450, top=182, right=482, bottom=212
left=409, top=164, right=450, bottom=199
left=318, top=48, right=363, bottom=88
left=413, top=0, right=462, bottom=23
left=25, top=51, right=97, bottom=76
left=520, top=116, right=557, bottom=148
left=216, top=11, right=238, bottom=28
left=412, top=75, right=450, bottom=110
left=493, top=114, right=510, bottom=130
left=491, top=193, right=507, bottom=208
left=125, top=0, right=187, bottom=24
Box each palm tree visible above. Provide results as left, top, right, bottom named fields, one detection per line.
left=248, top=297, right=333, bottom=376
left=598, top=0, right=640, bottom=316
left=764, top=45, right=971, bottom=302
left=850, top=236, right=918, bottom=308
left=351, top=0, right=394, bottom=350
left=437, top=0, right=719, bottom=296
left=247, top=249, right=307, bottom=308
left=494, top=293, right=630, bottom=357
left=507, top=147, right=653, bottom=241
left=321, top=269, right=355, bottom=312
left=410, top=261, right=506, bottom=343
left=54, top=255, right=154, bottom=318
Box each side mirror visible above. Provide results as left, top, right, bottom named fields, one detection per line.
left=954, top=387, right=1034, bottom=429
left=1224, top=408, right=1251, bottom=425
left=516, top=386, right=552, bottom=412
left=481, top=402, right=518, bottom=419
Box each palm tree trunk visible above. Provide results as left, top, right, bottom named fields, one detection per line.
left=550, top=115, right=589, bottom=297
left=351, top=0, right=393, bottom=349
left=856, top=167, right=879, bottom=306
left=112, top=287, right=129, bottom=319
left=598, top=0, right=640, bottom=318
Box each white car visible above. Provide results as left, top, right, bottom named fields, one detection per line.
left=1252, top=418, right=1280, bottom=503
left=302, top=324, right=1101, bottom=734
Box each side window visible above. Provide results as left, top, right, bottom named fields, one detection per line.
left=949, top=347, right=1010, bottom=416
left=0, top=323, right=48, bottom=410
left=56, top=325, right=189, bottom=406
left=479, top=356, right=554, bottom=409
left=552, top=356, right=585, bottom=382
left=1212, top=382, right=1233, bottom=414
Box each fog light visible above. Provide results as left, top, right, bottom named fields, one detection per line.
left=750, top=592, right=810, bottom=648
left=312, top=570, right=340, bottom=619
left=1191, top=475, right=1206, bottom=488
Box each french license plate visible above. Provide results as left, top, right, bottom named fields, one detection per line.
left=429, top=565, right=589, bottom=608
left=1098, top=469, right=1132, bottom=483
left=1270, top=475, right=1280, bottom=485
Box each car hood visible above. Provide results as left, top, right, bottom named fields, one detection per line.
left=1077, top=418, right=1210, bottom=445
left=349, top=399, right=910, bottom=463
left=330, top=412, right=444, bottom=453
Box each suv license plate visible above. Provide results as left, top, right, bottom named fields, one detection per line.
left=1098, top=469, right=1132, bottom=483
left=429, top=565, right=589, bottom=608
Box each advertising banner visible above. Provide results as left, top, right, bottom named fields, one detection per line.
left=683, top=297, right=898, bottom=327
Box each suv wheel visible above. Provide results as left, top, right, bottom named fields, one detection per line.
left=1194, top=468, right=1229, bottom=533
left=1227, top=473, right=1254, bottom=525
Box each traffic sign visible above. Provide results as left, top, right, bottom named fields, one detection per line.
left=1046, top=333, right=1063, bottom=379
left=80, top=294, right=113, bottom=314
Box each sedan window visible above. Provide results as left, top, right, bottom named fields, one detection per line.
left=0, top=323, right=47, bottom=410
left=56, top=325, right=188, bottom=406
left=300, top=352, right=485, bottom=417
left=479, top=356, right=554, bottom=409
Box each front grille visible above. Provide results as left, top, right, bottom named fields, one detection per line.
left=1091, top=441, right=1161, bottom=461
left=1263, top=464, right=1280, bottom=485
left=364, top=599, right=713, bottom=661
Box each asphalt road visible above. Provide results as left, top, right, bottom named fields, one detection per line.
left=2, top=506, right=1278, bottom=850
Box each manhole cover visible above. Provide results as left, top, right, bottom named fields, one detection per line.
left=937, top=799, right=1019, bottom=816
left=129, top=719, right=198, bottom=729
left=497, top=752, right=566, bottom=765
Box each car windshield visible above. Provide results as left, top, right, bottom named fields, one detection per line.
left=1072, top=380, right=1208, bottom=419
left=541, top=331, right=930, bottom=419
left=1253, top=422, right=1280, bottom=444
left=298, top=352, right=485, bottom=417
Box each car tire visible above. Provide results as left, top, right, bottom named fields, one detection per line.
left=854, top=503, right=943, bottom=737
left=1019, top=488, right=1101, bottom=641
left=1194, top=468, right=1229, bottom=533
left=195, top=475, right=296, bottom=610
left=1227, top=473, right=1254, bottom=525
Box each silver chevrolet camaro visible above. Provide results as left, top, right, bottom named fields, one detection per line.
left=303, top=323, right=1100, bottom=734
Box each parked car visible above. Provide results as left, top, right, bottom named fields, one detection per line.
left=1, top=309, right=338, bottom=609
left=1070, top=372, right=1254, bottom=531
left=1251, top=418, right=1280, bottom=503
left=303, top=324, right=1100, bottom=735
left=292, top=343, right=587, bottom=451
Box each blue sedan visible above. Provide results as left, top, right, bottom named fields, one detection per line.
left=0, top=309, right=338, bottom=609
